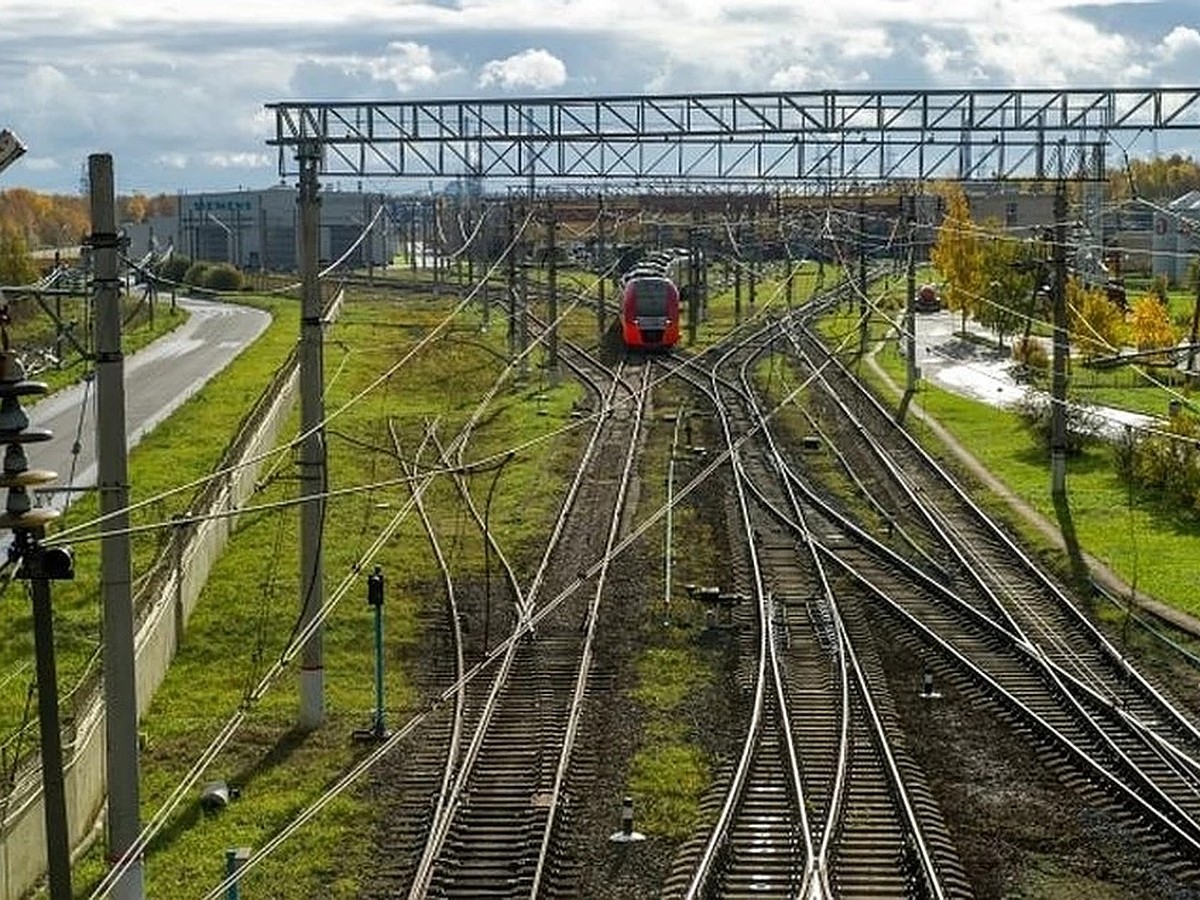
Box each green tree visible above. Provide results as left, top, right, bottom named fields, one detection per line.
left=930, top=185, right=982, bottom=331
left=205, top=264, right=243, bottom=292
left=157, top=255, right=192, bottom=284
left=0, top=224, right=40, bottom=285
left=182, top=261, right=211, bottom=287
left=978, top=224, right=1036, bottom=349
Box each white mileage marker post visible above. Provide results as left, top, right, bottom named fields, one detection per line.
left=609, top=795, right=646, bottom=843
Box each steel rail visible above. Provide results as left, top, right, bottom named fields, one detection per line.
left=404, top=357, right=624, bottom=898
left=529, top=361, right=652, bottom=897
left=789, top=312, right=1200, bottom=753
left=672, top=342, right=815, bottom=900
left=732, top=331, right=947, bottom=899
left=392, top=422, right=470, bottom=855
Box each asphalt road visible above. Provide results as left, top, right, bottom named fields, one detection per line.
left=26, top=296, right=271, bottom=512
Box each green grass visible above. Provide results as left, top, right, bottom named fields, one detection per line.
left=689, top=262, right=842, bottom=351
left=850, top=312, right=1200, bottom=621
left=58, top=290, right=588, bottom=897
left=618, top=386, right=727, bottom=842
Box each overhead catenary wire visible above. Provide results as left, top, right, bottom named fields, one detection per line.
left=90, top=199, right=668, bottom=897
left=199, top=305, right=865, bottom=900
left=53, top=207, right=540, bottom=547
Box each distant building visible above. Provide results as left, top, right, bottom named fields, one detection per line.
left=964, top=189, right=1055, bottom=234
left=1150, top=191, right=1200, bottom=285
left=122, top=185, right=400, bottom=272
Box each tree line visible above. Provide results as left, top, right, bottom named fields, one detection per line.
left=0, top=190, right=176, bottom=285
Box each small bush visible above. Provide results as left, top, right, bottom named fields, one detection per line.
left=205, top=264, right=243, bottom=292
left=1011, top=336, right=1049, bottom=382
left=182, top=262, right=211, bottom=286
left=1117, top=411, right=1200, bottom=517
left=157, top=255, right=192, bottom=284
left=1014, top=388, right=1102, bottom=455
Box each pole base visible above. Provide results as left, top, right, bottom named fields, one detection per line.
left=609, top=830, right=646, bottom=843
left=352, top=724, right=390, bottom=743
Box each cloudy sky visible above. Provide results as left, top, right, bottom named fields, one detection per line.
left=1, top=0, right=1198, bottom=195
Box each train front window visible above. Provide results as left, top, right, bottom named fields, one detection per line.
left=632, top=280, right=670, bottom=316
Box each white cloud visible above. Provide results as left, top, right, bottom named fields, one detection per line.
left=20, top=157, right=61, bottom=172
left=1, top=0, right=1197, bottom=193
left=204, top=152, right=271, bottom=169
left=918, top=36, right=963, bottom=77
left=1159, top=26, right=1200, bottom=60
left=369, top=42, right=439, bottom=88
left=478, top=49, right=568, bottom=90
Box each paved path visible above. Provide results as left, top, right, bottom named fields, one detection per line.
left=26, top=296, right=271, bottom=512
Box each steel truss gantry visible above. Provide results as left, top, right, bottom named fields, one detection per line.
left=268, top=88, right=1200, bottom=185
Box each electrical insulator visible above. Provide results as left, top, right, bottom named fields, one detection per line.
left=0, top=346, right=60, bottom=538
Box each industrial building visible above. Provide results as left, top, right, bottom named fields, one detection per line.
left=122, top=185, right=401, bottom=272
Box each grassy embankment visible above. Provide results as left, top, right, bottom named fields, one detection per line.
left=35, top=286, right=585, bottom=896
left=814, top=287, right=1200, bottom=630
left=0, top=295, right=192, bottom=742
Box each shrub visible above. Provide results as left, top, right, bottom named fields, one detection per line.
left=1117, top=411, right=1200, bottom=517
left=157, top=255, right=192, bottom=284
left=1011, top=336, right=1049, bottom=382
left=1014, top=388, right=1102, bottom=455
left=205, top=264, right=243, bottom=292
left=182, top=262, right=211, bottom=287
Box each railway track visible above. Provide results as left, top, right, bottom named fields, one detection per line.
left=661, top=314, right=958, bottom=898
left=678, top=298, right=1200, bottom=884
left=784, top=316, right=1200, bottom=750
left=352, top=263, right=1200, bottom=896
left=403, top=346, right=651, bottom=898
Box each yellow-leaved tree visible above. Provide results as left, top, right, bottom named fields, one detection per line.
left=1067, top=278, right=1126, bottom=361
left=0, top=224, right=40, bottom=286
left=930, top=185, right=982, bottom=331
left=1128, top=293, right=1179, bottom=362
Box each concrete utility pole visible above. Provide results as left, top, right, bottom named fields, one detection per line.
left=748, top=206, right=757, bottom=312
left=296, top=140, right=326, bottom=729
left=596, top=194, right=606, bottom=342
left=506, top=202, right=517, bottom=360
left=733, top=216, right=742, bottom=325
left=518, top=200, right=529, bottom=379
left=905, top=196, right=919, bottom=399
left=90, top=153, right=145, bottom=900
left=858, top=197, right=869, bottom=356
left=687, top=226, right=700, bottom=345
left=1050, top=183, right=1069, bottom=497
left=546, top=203, right=558, bottom=372
left=408, top=203, right=417, bottom=275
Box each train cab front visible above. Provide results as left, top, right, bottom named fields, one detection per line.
left=623, top=277, right=680, bottom=350
left=629, top=315, right=672, bottom=348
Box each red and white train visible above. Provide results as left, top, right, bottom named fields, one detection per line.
left=619, top=250, right=685, bottom=351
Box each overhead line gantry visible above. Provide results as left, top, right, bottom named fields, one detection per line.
left=268, top=87, right=1200, bottom=184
